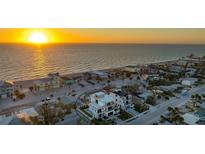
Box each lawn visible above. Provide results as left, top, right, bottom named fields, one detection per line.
left=80, top=106, right=92, bottom=118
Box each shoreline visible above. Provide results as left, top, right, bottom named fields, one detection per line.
left=12, top=58, right=179, bottom=88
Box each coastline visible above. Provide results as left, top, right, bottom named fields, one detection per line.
left=12, top=58, right=179, bottom=89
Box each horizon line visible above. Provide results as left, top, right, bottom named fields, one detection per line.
left=0, top=42, right=205, bottom=45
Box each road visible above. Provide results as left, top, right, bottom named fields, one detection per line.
left=126, top=86, right=205, bottom=125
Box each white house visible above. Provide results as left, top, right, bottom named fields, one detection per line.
left=181, top=78, right=197, bottom=87
left=124, top=65, right=140, bottom=73
left=0, top=81, right=14, bottom=99
left=89, top=92, right=120, bottom=119
left=109, top=90, right=133, bottom=110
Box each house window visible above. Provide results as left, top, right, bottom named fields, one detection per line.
left=108, top=112, right=113, bottom=116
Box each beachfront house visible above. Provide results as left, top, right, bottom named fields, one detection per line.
left=89, top=92, right=120, bottom=119
left=124, top=65, right=140, bottom=73
left=33, top=73, right=61, bottom=91
left=91, top=70, right=108, bottom=79
left=109, top=90, right=134, bottom=110
left=0, top=81, right=14, bottom=99
left=61, top=76, right=75, bottom=86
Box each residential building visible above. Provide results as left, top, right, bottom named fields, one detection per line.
left=169, top=64, right=184, bottom=73
left=137, top=91, right=152, bottom=100
left=48, top=72, right=61, bottom=88
left=124, top=65, right=140, bottom=73
left=33, top=73, right=61, bottom=91
left=182, top=113, right=200, bottom=125
left=159, top=84, right=181, bottom=92
left=91, top=70, right=108, bottom=78
left=61, top=76, right=75, bottom=86
left=110, top=90, right=134, bottom=110
left=0, top=81, right=14, bottom=99
left=185, top=68, right=197, bottom=77
left=181, top=78, right=197, bottom=87
left=89, top=92, right=120, bottom=119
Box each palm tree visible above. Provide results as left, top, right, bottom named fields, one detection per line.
left=168, top=106, right=173, bottom=112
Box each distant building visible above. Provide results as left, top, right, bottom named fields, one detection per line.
left=33, top=73, right=61, bottom=91
left=89, top=92, right=120, bottom=119
left=0, top=81, right=14, bottom=99
left=91, top=70, right=108, bottom=78
left=159, top=84, right=181, bottom=92
left=169, top=64, right=184, bottom=73
left=181, top=78, right=197, bottom=87
left=61, top=76, right=75, bottom=86
left=124, top=65, right=140, bottom=73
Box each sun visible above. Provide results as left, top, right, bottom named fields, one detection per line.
left=28, top=32, right=48, bottom=44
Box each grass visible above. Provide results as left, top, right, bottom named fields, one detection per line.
left=80, top=106, right=92, bottom=118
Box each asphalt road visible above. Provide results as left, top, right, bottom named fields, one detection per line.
left=126, top=86, right=205, bottom=125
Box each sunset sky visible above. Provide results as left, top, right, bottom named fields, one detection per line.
left=0, top=28, right=205, bottom=44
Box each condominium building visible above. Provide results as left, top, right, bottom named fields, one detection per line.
left=110, top=90, right=134, bottom=110
left=33, top=73, right=61, bottom=91
left=89, top=92, right=120, bottom=119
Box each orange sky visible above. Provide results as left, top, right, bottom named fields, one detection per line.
left=0, top=28, right=205, bottom=44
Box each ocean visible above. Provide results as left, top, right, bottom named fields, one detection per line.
left=0, top=43, right=205, bottom=81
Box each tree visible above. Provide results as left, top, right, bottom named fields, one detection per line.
left=145, top=96, right=156, bottom=105
left=191, top=94, right=195, bottom=99
left=38, top=103, right=57, bottom=125
left=157, top=95, right=161, bottom=99
left=168, top=106, right=173, bottom=112
left=14, top=90, right=25, bottom=100
left=29, top=86, right=34, bottom=92
left=165, top=96, right=169, bottom=100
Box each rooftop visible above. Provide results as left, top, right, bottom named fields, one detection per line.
left=0, top=115, right=13, bottom=125
left=182, top=113, right=200, bottom=125
left=0, top=81, right=13, bottom=88
left=91, top=70, right=108, bottom=77
left=90, top=92, right=114, bottom=107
